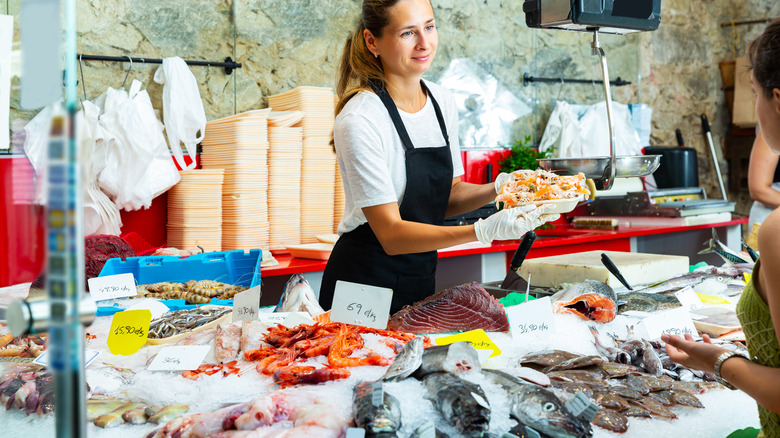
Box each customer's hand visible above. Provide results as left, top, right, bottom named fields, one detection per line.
left=494, top=172, right=515, bottom=194
left=662, top=333, right=728, bottom=374
left=474, top=204, right=559, bottom=244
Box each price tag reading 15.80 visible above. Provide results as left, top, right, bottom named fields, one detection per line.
left=331, top=280, right=393, bottom=330
left=107, top=309, right=151, bottom=356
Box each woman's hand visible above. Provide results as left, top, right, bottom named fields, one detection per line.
left=473, top=204, right=559, bottom=244
left=662, top=333, right=729, bottom=374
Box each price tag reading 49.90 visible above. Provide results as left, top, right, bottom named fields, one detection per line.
left=107, top=309, right=151, bottom=356
left=331, top=280, right=393, bottom=330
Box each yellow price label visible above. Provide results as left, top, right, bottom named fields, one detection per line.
left=744, top=273, right=752, bottom=284
left=107, top=309, right=151, bottom=356
left=696, top=293, right=731, bottom=305
left=434, top=329, right=501, bottom=358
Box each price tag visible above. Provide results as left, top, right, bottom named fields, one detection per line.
left=257, top=312, right=311, bottom=325
left=371, top=381, right=384, bottom=407
left=565, top=392, right=599, bottom=422
left=506, top=296, right=556, bottom=340
left=435, top=329, right=501, bottom=360
left=675, top=286, right=704, bottom=311
left=280, top=312, right=316, bottom=328
left=232, top=286, right=261, bottom=323
left=330, top=280, right=392, bottom=329
left=88, top=273, right=138, bottom=301
left=33, top=349, right=100, bottom=368
left=638, top=307, right=699, bottom=339
left=345, top=428, right=366, bottom=438
left=106, top=309, right=151, bottom=356
left=125, top=300, right=169, bottom=320
left=147, top=345, right=211, bottom=371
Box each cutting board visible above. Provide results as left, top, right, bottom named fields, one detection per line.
left=518, top=250, right=689, bottom=288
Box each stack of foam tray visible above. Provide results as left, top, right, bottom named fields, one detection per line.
left=268, top=87, right=336, bottom=244
left=167, top=169, right=225, bottom=252
left=201, top=109, right=271, bottom=250
left=267, top=111, right=305, bottom=250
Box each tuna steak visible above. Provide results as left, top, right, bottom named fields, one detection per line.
left=387, top=282, right=510, bottom=334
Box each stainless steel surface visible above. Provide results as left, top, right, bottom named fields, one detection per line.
left=6, top=298, right=97, bottom=337
left=593, top=31, right=617, bottom=191
left=537, top=155, right=661, bottom=179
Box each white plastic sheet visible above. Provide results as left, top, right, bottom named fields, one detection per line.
left=540, top=100, right=643, bottom=158
left=153, top=57, right=206, bottom=170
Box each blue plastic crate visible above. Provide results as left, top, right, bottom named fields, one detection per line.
left=99, top=249, right=262, bottom=288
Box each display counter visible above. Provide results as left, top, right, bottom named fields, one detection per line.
left=259, top=217, right=747, bottom=305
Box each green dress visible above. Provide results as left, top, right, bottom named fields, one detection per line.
left=737, top=259, right=780, bottom=437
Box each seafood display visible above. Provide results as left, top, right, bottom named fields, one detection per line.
left=617, top=291, right=681, bottom=313
left=353, top=381, right=403, bottom=437
left=387, top=282, right=510, bottom=334
left=0, top=364, right=54, bottom=415
left=495, top=169, right=590, bottom=208
left=0, top=332, right=46, bottom=358
left=551, top=280, right=618, bottom=323
left=148, top=307, right=232, bottom=339
left=698, top=228, right=752, bottom=265
left=423, top=372, right=491, bottom=437
left=137, top=280, right=248, bottom=304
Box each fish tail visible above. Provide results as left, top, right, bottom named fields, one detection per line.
left=742, top=240, right=759, bottom=262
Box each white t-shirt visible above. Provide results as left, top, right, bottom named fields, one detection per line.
left=334, top=80, right=465, bottom=234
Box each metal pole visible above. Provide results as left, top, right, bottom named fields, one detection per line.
left=592, top=29, right=617, bottom=191
left=48, top=0, right=87, bottom=436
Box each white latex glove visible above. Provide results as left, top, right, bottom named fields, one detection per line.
left=494, top=172, right=515, bottom=194
left=474, top=204, right=560, bottom=244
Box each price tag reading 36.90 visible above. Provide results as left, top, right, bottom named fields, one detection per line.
left=331, top=281, right=392, bottom=330
left=107, top=309, right=151, bottom=356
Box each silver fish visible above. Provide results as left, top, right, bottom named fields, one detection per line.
left=589, top=328, right=630, bottom=364
left=483, top=369, right=593, bottom=438
left=353, top=381, right=402, bottom=437
left=423, top=372, right=491, bottom=437
left=275, top=273, right=325, bottom=317
left=414, top=342, right=481, bottom=379
left=641, top=340, right=664, bottom=377
left=635, top=272, right=734, bottom=295
left=698, top=228, right=751, bottom=265
left=382, top=336, right=424, bottom=382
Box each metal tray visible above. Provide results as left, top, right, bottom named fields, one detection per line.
left=537, top=155, right=661, bottom=179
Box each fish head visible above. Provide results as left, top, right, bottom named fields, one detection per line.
left=275, top=274, right=325, bottom=316
left=514, top=388, right=593, bottom=438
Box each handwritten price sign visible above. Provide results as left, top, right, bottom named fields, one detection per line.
left=331, top=281, right=392, bottom=329
left=147, top=346, right=210, bottom=371
left=638, top=307, right=699, bottom=340
left=232, top=286, right=261, bottom=323
left=506, top=296, right=556, bottom=340
left=107, top=309, right=151, bottom=355
left=88, top=273, right=138, bottom=301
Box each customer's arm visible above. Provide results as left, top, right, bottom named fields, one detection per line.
left=748, top=134, right=780, bottom=207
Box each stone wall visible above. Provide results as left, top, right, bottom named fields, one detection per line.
left=6, top=0, right=780, bottom=216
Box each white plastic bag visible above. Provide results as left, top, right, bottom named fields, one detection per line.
left=153, top=56, right=206, bottom=170
left=98, top=80, right=181, bottom=211
left=539, top=100, right=581, bottom=158
left=22, top=103, right=55, bottom=205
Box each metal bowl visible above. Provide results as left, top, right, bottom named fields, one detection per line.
left=537, top=155, right=661, bottom=179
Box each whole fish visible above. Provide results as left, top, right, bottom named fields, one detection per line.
left=594, top=393, right=630, bottom=411
left=589, top=329, right=630, bottom=364
left=520, top=350, right=581, bottom=369
left=148, top=404, right=190, bottom=424
left=94, top=402, right=146, bottom=428
left=634, top=272, right=734, bottom=295
left=551, top=281, right=617, bottom=323
left=414, top=342, right=481, bottom=379
left=353, top=381, right=402, bottom=437
left=543, top=355, right=604, bottom=373
left=275, top=273, right=325, bottom=317
left=617, top=291, right=681, bottom=312
left=382, top=337, right=424, bottom=382
left=591, top=409, right=628, bottom=433
left=698, top=228, right=752, bottom=265
left=641, top=340, right=664, bottom=377
left=482, top=369, right=593, bottom=438
left=742, top=240, right=759, bottom=262
left=423, top=372, right=490, bottom=437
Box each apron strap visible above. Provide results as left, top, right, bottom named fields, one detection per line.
left=370, top=80, right=449, bottom=150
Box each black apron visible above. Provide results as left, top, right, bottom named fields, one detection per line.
left=319, top=80, right=453, bottom=314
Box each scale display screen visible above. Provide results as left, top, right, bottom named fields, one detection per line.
left=612, top=0, right=654, bottom=19
left=524, top=0, right=662, bottom=34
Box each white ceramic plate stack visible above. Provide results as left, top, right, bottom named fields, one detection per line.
left=267, top=110, right=305, bottom=250
left=167, top=169, right=225, bottom=251
left=268, top=87, right=337, bottom=244
left=201, top=109, right=271, bottom=251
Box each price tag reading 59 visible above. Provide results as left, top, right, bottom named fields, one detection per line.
left=107, top=309, right=151, bottom=356
left=331, top=281, right=392, bottom=330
